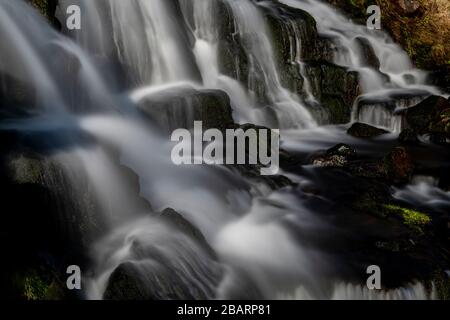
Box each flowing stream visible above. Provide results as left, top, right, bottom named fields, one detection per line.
left=1, top=0, right=445, bottom=299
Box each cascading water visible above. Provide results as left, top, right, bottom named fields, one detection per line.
left=280, top=0, right=443, bottom=132
left=1, top=0, right=446, bottom=300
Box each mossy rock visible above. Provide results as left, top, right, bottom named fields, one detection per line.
left=383, top=204, right=431, bottom=235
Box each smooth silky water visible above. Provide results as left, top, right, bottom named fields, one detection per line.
left=1, top=0, right=446, bottom=299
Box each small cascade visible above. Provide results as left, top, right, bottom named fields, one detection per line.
left=280, top=282, right=435, bottom=300
left=221, top=0, right=316, bottom=128
left=280, top=0, right=442, bottom=131
left=104, top=0, right=196, bottom=85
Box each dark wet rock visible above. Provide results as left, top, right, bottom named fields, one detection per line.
left=403, top=95, right=450, bottom=140
left=347, top=122, right=389, bottom=138
left=306, top=62, right=360, bottom=123
left=398, top=128, right=420, bottom=144
left=156, top=208, right=214, bottom=256
left=311, top=143, right=356, bottom=167
left=137, top=87, right=235, bottom=132
left=262, top=2, right=334, bottom=99
left=348, top=147, right=413, bottom=184
left=354, top=37, right=380, bottom=70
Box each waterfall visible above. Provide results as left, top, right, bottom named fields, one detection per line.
left=280, top=0, right=442, bottom=132
left=1, top=0, right=444, bottom=300
left=219, top=0, right=316, bottom=128
left=0, top=0, right=65, bottom=110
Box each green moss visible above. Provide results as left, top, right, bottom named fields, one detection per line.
left=383, top=205, right=431, bottom=234
left=15, top=268, right=67, bottom=300
left=23, top=275, right=48, bottom=300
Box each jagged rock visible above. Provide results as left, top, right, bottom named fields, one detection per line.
left=137, top=87, right=235, bottom=132
left=347, top=122, right=389, bottom=138
left=311, top=143, right=356, bottom=167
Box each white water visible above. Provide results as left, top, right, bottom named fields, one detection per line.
left=280, top=0, right=442, bottom=132
left=394, top=176, right=450, bottom=213
left=1, top=0, right=444, bottom=300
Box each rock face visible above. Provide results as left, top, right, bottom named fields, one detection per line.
left=262, top=4, right=360, bottom=123
left=347, top=122, right=389, bottom=138
left=213, top=0, right=360, bottom=124
left=306, top=63, right=360, bottom=123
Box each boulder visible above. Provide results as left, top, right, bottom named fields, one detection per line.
left=347, top=122, right=389, bottom=138
left=137, top=87, right=235, bottom=133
